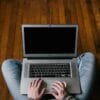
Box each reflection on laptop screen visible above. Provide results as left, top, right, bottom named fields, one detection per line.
left=22, top=25, right=78, bottom=57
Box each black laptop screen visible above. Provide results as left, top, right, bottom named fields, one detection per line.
left=23, top=26, right=77, bottom=54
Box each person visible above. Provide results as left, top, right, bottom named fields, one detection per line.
left=1, top=52, right=95, bottom=100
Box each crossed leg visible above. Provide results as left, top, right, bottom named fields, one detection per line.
left=1, top=52, right=95, bottom=100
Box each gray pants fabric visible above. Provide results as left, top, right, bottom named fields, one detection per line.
left=1, top=52, right=95, bottom=100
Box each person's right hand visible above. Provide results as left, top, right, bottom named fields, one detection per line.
left=51, top=81, right=67, bottom=100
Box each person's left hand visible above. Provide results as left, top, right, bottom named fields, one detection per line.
left=28, top=79, right=46, bottom=100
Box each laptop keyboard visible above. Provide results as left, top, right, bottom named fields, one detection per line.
left=29, top=63, right=71, bottom=78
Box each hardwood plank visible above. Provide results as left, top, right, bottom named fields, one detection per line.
left=58, top=0, right=66, bottom=24
left=85, top=0, right=99, bottom=53
left=49, top=0, right=60, bottom=24
left=6, top=1, right=17, bottom=58
left=22, top=0, right=41, bottom=24
left=13, top=0, right=24, bottom=59
left=63, top=0, right=72, bottom=23
left=0, top=1, right=12, bottom=62
left=70, top=0, right=78, bottom=24
left=91, top=0, right=100, bottom=31
left=91, top=0, right=100, bottom=52
left=79, top=0, right=96, bottom=54
left=40, top=0, right=49, bottom=24
left=75, top=0, right=89, bottom=52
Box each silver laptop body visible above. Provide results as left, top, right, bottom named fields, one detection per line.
left=20, top=25, right=81, bottom=94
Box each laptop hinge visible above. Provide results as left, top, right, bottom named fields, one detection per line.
left=25, top=57, right=74, bottom=59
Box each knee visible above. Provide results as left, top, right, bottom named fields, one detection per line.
left=84, top=52, right=95, bottom=61
left=1, top=59, right=16, bottom=73
left=84, top=52, right=95, bottom=57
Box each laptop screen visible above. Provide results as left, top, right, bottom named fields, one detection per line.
left=22, top=25, right=78, bottom=58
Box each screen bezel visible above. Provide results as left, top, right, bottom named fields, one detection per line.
left=22, top=24, right=78, bottom=58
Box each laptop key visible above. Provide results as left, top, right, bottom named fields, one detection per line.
left=29, top=63, right=71, bottom=78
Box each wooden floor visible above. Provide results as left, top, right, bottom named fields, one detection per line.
left=0, top=0, right=100, bottom=99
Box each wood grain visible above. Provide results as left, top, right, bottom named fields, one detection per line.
left=0, top=0, right=100, bottom=99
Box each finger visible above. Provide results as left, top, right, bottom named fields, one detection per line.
left=31, top=80, right=36, bottom=87
left=34, top=79, right=40, bottom=87
left=40, top=88, right=46, bottom=97
left=52, top=82, right=62, bottom=90
left=51, top=85, right=60, bottom=93
left=37, top=79, right=43, bottom=88
left=63, top=81, right=67, bottom=88
left=30, top=82, right=32, bottom=87
left=54, top=81, right=64, bottom=88
left=51, top=92, right=58, bottom=99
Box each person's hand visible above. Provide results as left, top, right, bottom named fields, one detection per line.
left=28, top=79, right=46, bottom=100
left=51, top=81, right=67, bottom=100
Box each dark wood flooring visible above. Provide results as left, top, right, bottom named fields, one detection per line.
left=0, top=0, right=100, bottom=99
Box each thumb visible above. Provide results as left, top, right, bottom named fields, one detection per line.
left=51, top=92, right=58, bottom=99
left=40, top=88, right=46, bottom=97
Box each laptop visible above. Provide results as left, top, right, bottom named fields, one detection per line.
left=20, top=24, right=81, bottom=94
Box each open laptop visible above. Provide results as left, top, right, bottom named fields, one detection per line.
left=20, top=24, right=81, bottom=94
